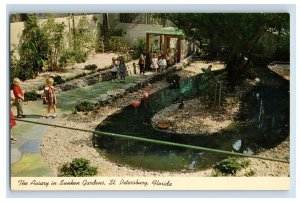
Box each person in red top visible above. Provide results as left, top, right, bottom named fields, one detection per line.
left=12, top=78, right=25, bottom=118
left=10, top=97, right=17, bottom=143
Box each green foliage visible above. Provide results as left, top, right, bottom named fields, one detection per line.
left=106, top=36, right=128, bottom=53
left=213, top=157, right=250, bottom=175
left=95, top=35, right=105, bottom=53
left=59, top=158, right=97, bottom=177
left=53, top=76, right=66, bottom=85
left=42, top=14, right=65, bottom=71
left=84, top=64, right=98, bottom=71
left=75, top=101, right=96, bottom=112
left=68, top=15, right=96, bottom=57
left=199, top=67, right=228, bottom=106
left=18, top=13, right=49, bottom=80
left=59, top=49, right=87, bottom=67
left=256, top=29, right=290, bottom=61
left=132, top=37, right=146, bottom=59
left=24, top=90, right=38, bottom=101
left=161, top=13, right=290, bottom=81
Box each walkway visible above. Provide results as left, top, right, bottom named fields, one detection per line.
left=10, top=74, right=147, bottom=176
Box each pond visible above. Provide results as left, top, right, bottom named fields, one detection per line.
left=93, top=65, right=289, bottom=172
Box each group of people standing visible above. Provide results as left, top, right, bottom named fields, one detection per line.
left=111, top=55, right=148, bottom=83
left=149, top=52, right=167, bottom=73
left=10, top=77, right=57, bottom=143
left=111, top=57, right=128, bottom=83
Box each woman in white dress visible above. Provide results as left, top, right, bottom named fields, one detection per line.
left=151, top=52, right=159, bottom=73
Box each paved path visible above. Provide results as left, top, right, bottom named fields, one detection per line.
left=10, top=74, right=147, bottom=177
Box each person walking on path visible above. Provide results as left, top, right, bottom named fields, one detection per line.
left=111, top=57, right=118, bottom=82
left=42, top=78, right=57, bottom=118
left=138, top=54, right=145, bottom=74
left=119, top=58, right=127, bottom=83
left=12, top=78, right=25, bottom=118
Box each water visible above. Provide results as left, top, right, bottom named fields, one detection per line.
left=93, top=66, right=289, bottom=172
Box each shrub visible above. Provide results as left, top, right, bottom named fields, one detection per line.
left=59, top=50, right=87, bottom=67
left=24, top=90, right=38, bottom=101
left=75, top=101, right=96, bottom=112
left=213, top=157, right=249, bottom=175
left=59, top=158, right=97, bottom=177
left=106, top=36, right=127, bottom=53
left=84, top=64, right=98, bottom=71
left=53, top=76, right=66, bottom=85
left=132, top=37, right=146, bottom=59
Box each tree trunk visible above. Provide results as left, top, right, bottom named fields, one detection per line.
left=227, top=26, right=267, bottom=84
left=102, top=13, right=109, bottom=51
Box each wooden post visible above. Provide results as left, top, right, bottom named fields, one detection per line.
left=146, top=33, right=150, bottom=54
left=177, top=38, right=181, bottom=63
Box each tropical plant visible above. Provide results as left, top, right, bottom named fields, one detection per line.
left=42, top=14, right=65, bottom=71
left=59, top=158, right=97, bottom=177
left=68, top=15, right=96, bottom=58
left=213, top=157, right=249, bottom=175
left=75, top=101, right=96, bottom=112
left=160, top=13, right=289, bottom=83
left=18, top=13, right=49, bottom=79
left=132, top=37, right=146, bottom=59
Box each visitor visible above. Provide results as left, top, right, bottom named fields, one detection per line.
left=132, top=62, right=137, bottom=74
left=151, top=52, right=159, bottom=73
left=42, top=78, right=57, bottom=118
left=10, top=97, right=17, bottom=144
left=158, top=55, right=167, bottom=72
left=111, top=57, right=118, bottom=82
left=119, top=58, right=127, bottom=83
left=138, top=54, right=145, bottom=74
left=12, top=78, right=25, bottom=118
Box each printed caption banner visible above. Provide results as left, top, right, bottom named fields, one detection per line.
left=11, top=177, right=290, bottom=190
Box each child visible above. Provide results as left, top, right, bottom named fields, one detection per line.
left=12, top=78, right=25, bottom=118
left=10, top=97, right=17, bottom=144
left=151, top=52, right=159, bottom=73
left=118, top=59, right=127, bottom=83
left=42, top=78, right=57, bottom=118
left=132, top=62, right=137, bottom=74
left=111, top=57, right=118, bottom=82
left=138, top=54, right=145, bottom=74
left=158, top=55, right=167, bottom=72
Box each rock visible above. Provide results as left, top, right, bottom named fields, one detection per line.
left=97, top=94, right=111, bottom=104
left=123, top=83, right=137, bottom=93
